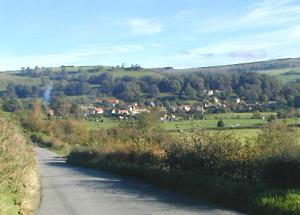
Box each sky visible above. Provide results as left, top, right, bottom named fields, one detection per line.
left=0, top=0, right=300, bottom=70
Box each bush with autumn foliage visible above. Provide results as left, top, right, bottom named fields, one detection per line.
left=20, top=101, right=300, bottom=214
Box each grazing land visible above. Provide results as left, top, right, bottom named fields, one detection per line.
left=0, top=72, right=41, bottom=91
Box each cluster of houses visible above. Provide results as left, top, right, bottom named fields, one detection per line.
left=80, top=90, right=263, bottom=120
left=83, top=98, right=151, bottom=119
left=81, top=91, right=235, bottom=120
left=46, top=90, right=278, bottom=120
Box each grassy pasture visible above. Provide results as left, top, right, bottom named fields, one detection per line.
left=43, top=66, right=163, bottom=79
left=83, top=115, right=300, bottom=144
left=161, top=118, right=265, bottom=130
left=205, top=112, right=276, bottom=119
left=256, top=66, right=300, bottom=82
left=84, top=112, right=300, bottom=139
left=0, top=72, right=41, bottom=91
left=108, top=69, right=163, bottom=78
left=84, top=116, right=267, bottom=132
left=256, top=66, right=300, bottom=75
left=85, top=118, right=119, bottom=130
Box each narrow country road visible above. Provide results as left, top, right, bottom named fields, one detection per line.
left=36, top=147, right=243, bottom=215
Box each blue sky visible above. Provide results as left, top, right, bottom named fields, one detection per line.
left=0, top=0, right=300, bottom=70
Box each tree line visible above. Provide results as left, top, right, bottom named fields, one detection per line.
left=3, top=70, right=300, bottom=110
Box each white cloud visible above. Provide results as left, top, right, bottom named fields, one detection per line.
left=228, top=50, right=267, bottom=59
left=127, top=18, right=163, bottom=35
left=238, top=0, right=300, bottom=27
left=187, top=23, right=300, bottom=56
left=198, top=0, right=300, bottom=33
left=165, top=24, right=300, bottom=68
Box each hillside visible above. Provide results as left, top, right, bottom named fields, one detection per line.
left=1, top=57, right=300, bottom=92
left=173, top=57, right=300, bottom=73
left=172, top=57, right=300, bottom=82
left=0, top=72, right=42, bottom=91
left=1, top=57, right=300, bottom=104
left=0, top=66, right=163, bottom=92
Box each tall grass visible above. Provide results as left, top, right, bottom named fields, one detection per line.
left=0, top=112, right=37, bottom=215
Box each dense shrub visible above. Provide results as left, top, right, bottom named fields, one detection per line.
left=30, top=132, right=54, bottom=148
left=165, top=130, right=260, bottom=182
left=217, top=119, right=225, bottom=128
left=257, top=123, right=300, bottom=188
left=262, top=157, right=300, bottom=188
left=66, top=122, right=300, bottom=187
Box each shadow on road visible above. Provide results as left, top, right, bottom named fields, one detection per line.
left=41, top=157, right=240, bottom=214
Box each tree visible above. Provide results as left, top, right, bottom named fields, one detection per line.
left=267, top=114, right=277, bottom=123
left=31, top=99, right=43, bottom=119
left=137, top=112, right=160, bottom=134
left=182, top=82, right=197, bottom=99
left=41, top=77, right=50, bottom=87
left=70, top=103, right=82, bottom=118
left=191, top=76, right=204, bottom=90
left=114, top=82, right=141, bottom=101
left=6, top=82, right=16, bottom=98
left=50, top=96, right=68, bottom=117
left=3, top=98, right=23, bottom=112
left=294, top=96, right=300, bottom=108
left=169, top=79, right=182, bottom=93
left=217, top=119, right=225, bottom=128
left=252, top=111, right=261, bottom=119
left=148, top=85, right=160, bottom=98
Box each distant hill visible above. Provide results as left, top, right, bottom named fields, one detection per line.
left=1, top=57, right=300, bottom=109
left=170, top=57, right=300, bottom=74
left=0, top=65, right=164, bottom=92
left=1, top=57, right=300, bottom=92
left=158, top=57, right=300, bottom=82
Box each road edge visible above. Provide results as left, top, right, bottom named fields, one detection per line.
left=20, top=150, right=41, bottom=215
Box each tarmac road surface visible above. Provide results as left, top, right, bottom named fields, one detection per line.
left=36, top=147, right=243, bottom=215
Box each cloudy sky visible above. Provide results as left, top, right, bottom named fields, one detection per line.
left=0, top=0, right=300, bottom=70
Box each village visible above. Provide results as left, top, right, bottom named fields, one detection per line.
left=73, top=89, right=278, bottom=121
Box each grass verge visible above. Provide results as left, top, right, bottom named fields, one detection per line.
left=0, top=112, right=40, bottom=215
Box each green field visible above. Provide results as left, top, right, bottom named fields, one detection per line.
left=215, top=128, right=259, bottom=139
left=161, top=118, right=265, bottom=131
left=83, top=112, right=300, bottom=142
left=85, top=118, right=300, bottom=143
left=108, top=69, right=163, bottom=78
left=0, top=72, right=41, bottom=91
left=85, top=116, right=267, bottom=132
left=205, top=112, right=276, bottom=119
left=173, top=58, right=300, bottom=82
left=85, top=118, right=119, bottom=130
left=39, top=66, right=163, bottom=79
left=256, top=66, right=300, bottom=82
left=256, top=66, right=300, bottom=75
